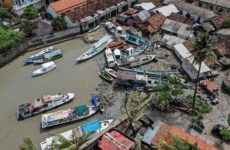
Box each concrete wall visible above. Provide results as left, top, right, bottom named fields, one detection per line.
left=13, top=0, right=45, bottom=15
left=182, top=62, right=206, bottom=80
left=47, top=6, right=58, bottom=18
left=199, top=1, right=230, bottom=14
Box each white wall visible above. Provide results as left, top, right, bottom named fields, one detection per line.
left=47, top=6, right=58, bottom=18
left=64, top=16, right=81, bottom=29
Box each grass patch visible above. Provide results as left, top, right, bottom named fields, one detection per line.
left=185, top=96, right=212, bottom=114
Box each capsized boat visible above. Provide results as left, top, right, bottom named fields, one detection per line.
left=17, top=93, right=75, bottom=120
left=24, top=47, right=55, bottom=64
left=33, top=49, right=63, bottom=64
left=32, top=61, right=56, bottom=77
left=105, top=22, right=120, bottom=35
left=40, top=119, right=113, bottom=150
left=104, top=68, right=118, bottom=78
left=128, top=54, right=156, bottom=68
left=41, top=97, right=100, bottom=128
left=76, top=35, right=113, bottom=62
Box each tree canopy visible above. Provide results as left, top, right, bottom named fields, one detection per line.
left=0, top=7, right=11, bottom=19
left=19, top=137, right=37, bottom=150
left=0, top=27, right=22, bottom=54
left=52, top=17, right=67, bottom=31
left=222, top=18, right=230, bottom=29
left=22, top=5, right=39, bottom=20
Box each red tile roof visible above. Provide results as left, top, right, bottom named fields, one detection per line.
left=145, top=14, right=166, bottom=33
left=152, top=123, right=217, bottom=150
left=210, top=13, right=230, bottom=29
left=50, top=0, right=86, bottom=13
left=168, top=13, right=194, bottom=26
left=98, top=130, right=134, bottom=150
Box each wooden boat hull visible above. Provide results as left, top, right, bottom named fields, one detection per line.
left=108, top=41, right=126, bottom=50
left=99, top=71, right=113, bottom=82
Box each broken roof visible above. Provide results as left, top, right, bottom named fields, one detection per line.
left=151, top=4, right=178, bottom=17
left=148, top=121, right=217, bottom=150
left=144, top=13, right=166, bottom=33
left=168, top=13, right=194, bottom=25
left=200, top=79, right=218, bottom=93
left=133, top=10, right=151, bottom=23
left=50, top=0, right=86, bottom=13
left=164, top=0, right=217, bottom=19
left=98, top=130, right=134, bottom=150
left=161, top=19, right=191, bottom=38
left=210, top=14, right=230, bottom=30
left=125, top=8, right=138, bottom=16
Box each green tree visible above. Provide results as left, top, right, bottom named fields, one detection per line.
left=191, top=32, right=217, bottom=108
left=19, top=137, right=37, bottom=150
left=52, top=17, right=67, bottom=31
left=0, top=27, right=22, bottom=54
left=228, top=113, right=230, bottom=127
left=220, top=129, right=230, bottom=142
left=0, top=7, right=11, bottom=19
left=22, top=20, right=38, bottom=36
left=222, top=18, right=230, bottom=28
left=22, top=5, right=39, bottom=20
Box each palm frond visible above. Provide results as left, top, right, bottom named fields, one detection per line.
left=19, top=137, right=37, bottom=150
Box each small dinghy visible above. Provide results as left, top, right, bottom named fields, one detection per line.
left=104, top=68, right=118, bottom=78
left=128, top=54, right=156, bottom=67
left=108, top=41, right=126, bottom=50
left=99, top=70, right=113, bottom=83
left=76, top=35, right=113, bottom=62
left=32, top=61, right=56, bottom=77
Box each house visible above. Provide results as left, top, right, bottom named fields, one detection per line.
left=47, top=0, right=87, bottom=18
left=160, top=34, right=185, bottom=49
left=197, top=0, right=230, bottom=14
left=161, top=19, right=192, bottom=39
left=168, top=13, right=194, bottom=25
left=139, top=13, right=166, bottom=34
left=200, top=79, right=218, bottom=95
left=173, top=43, right=211, bottom=80
left=164, top=0, right=217, bottom=23
left=142, top=121, right=217, bottom=150
left=98, top=130, right=134, bottom=150
left=134, top=2, right=155, bottom=11
left=151, top=4, right=179, bottom=17
left=133, top=10, right=151, bottom=23
left=12, top=0, right=46, bottom=15
left=209, top=14, right=230, bottom=30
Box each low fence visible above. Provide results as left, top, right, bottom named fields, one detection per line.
left=28, top=26, right=81, bottom=46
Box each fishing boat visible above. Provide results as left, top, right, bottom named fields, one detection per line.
left=76, top=35, right=113, bottom=62
left=40, top=119, right=113, bottom=150
left=123, top=34, right=144, bottom=46
left=99, top=71, right=113, bottom=83
left=24, top=47, right=56, bottom=64
left=17, top=93, right=75, bottom=120
left=104, top=68, right=118, bottom=78
left=107, top=41, right=126, bottom=50
left=128, top=55, right=156, bottom=68
left=105, top=22, right=120, bottom=35
left=41, top=100, right=99, bottom=128
left=33, top=49, right=63, bottom=64
left=105, top=48, right=116, bottom=68
left=32, top=61, right=56, bottom=77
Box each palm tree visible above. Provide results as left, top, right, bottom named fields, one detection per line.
left=19, top=137, right=37, bottom=150
left=191, top=32, right=217, bottom=108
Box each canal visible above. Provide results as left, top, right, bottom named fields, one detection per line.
left=0, top=38, right=103, bottom=149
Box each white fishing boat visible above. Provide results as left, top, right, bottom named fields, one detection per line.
left=32, top=61, right=56, bottom=77
left=76, top=35, right=113, bottom=62
left=104, top=68, right=118, bottom=78
left=40, top=119, right=113, bottom=150
left=128, top=54, right=156, bottom=67
left=105, top=48, right=116, bottom=68
left=105, top=22, right=119, bottom=35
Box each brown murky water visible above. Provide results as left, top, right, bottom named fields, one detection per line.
left=0, top=38, right=103, bottom=149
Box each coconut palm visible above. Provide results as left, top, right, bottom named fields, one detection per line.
left=19, top=137, right=37, bottom=150
left=191, top=32, right=217, bottom=108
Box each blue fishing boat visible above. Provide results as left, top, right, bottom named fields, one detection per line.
left=123, top=34, right=143, bottom=46
left=33, top=49, right=63, bottom=64
left=24, top=47, right=55, bottom=64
